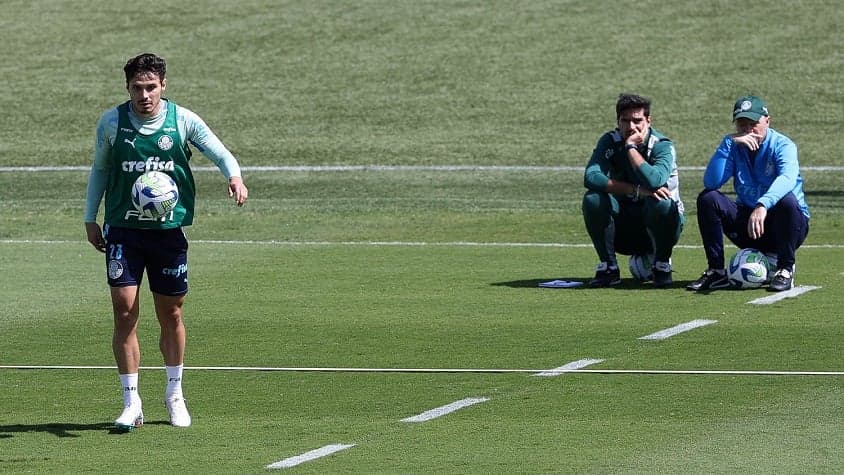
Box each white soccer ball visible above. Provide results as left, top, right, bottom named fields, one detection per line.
left=628, top=254, right=655, bottom=282
left=727, top=248, right=769, bottom=289
left=131, top=171, right=179, bottom=219
left=764, top=252, right=778, bottom=273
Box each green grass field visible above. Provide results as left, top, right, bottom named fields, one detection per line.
left=2, top=1, right=843, bottom=473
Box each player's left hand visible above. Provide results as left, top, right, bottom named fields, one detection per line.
left=228, top=176, right=248, bottom=206
left=748, top=205, right=767, bottom=239
left=730, top=132, right=763, bottom=151
left=643, top=186, right=671, bottom=201
left=626, top=126, right=649, bottom=147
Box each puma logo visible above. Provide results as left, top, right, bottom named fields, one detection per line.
left=124, top=138, right=137, bottom=149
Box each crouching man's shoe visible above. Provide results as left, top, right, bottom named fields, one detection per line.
left=686, top=269, right=730, bottom=291
left=768, top=268, right=794, bottom=292
left=652, top=261, right=673, bottom=288
left=589, top=262, right=621, bottom=287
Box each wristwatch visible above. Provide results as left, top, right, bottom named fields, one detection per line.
left=625, top=143, right=637, bottom=151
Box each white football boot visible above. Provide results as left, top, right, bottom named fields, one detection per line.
left=114, top=403, right=144, bottom=432
left=165, top=398, right=192, bottom=427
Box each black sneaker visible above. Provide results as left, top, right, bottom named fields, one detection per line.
left=686, top=269, right=730, bottom=291
left=589, top=263, right=621, bottom=287
left=652, top=261, right=673, bottom=288
left=768, top=268, right=794, bottom=292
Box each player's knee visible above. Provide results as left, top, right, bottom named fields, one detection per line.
left=582, top=191, right=609, bottom=215
left=157, top=306, right=181, bottom=319
left=771, top=191, right=800, bottom=211
left=113, top=310, right=139, bottom=329
left=696, top=189, right=721, bottom=208
left=644, top=198, right=675, bottom=219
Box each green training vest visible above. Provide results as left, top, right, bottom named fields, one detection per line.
left=104, top=100, right=195, bottom=229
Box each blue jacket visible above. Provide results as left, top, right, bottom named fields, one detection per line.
left=703, top=128, right=809, bottom=218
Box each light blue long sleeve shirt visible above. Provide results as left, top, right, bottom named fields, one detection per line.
left=84, top=100, right=242, bottom=222
left=703, top=128, right=809, bottom=218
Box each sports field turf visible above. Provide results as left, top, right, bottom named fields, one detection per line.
left=1, top=1, right=842, bottom=473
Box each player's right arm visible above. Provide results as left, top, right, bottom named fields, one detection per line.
left=584, top=134, right=614, bottom=191
left=702, top=135, right=735, bottom=190
left=584, top=133, right=638, bottom=199
left=84, top=110, right=117, bottom=252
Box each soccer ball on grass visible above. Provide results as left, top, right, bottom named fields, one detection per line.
left=727, top=248, right=769, bottom=289
left=628, top=254, right=655, bottom=282
left=131, top=171, right=179, bottom=219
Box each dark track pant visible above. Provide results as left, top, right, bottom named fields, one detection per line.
left=695, top=190, right=808, bottom=271
left=582, top=191, right=684, bottom=266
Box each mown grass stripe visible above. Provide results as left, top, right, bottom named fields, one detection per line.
left=4, top=239, right=844, bottom=250
left=2, top=366, right=841, bottom=375
left=4, top=165, right=844, bottom=173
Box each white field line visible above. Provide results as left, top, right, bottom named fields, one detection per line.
left=2, top=365, right=842, bottom=375
left=748, top=286, right=821, bottom=305
left=187, top=240, right=597, bottom=248
left=533, top=358, right=605, bottom=377
left=4, top=165, right=844, bottom=173
left=3, top=239, right=844, bottom=250
left=401, top=397, right=490, bottom=423
left=266, top=444, right=355, bottom=469
left=638, top=319, right=718, bottom=341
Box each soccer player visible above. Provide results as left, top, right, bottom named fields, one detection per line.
left=84, top=53, right=249, bottom=431
left=686, top=95, right=809, bottom=292
left=582, top=93, right=685, bottom=288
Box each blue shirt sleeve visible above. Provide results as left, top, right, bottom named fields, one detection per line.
left=703, top=136, right=734, bottom=190
left=757, top=134, right=799, bottom=209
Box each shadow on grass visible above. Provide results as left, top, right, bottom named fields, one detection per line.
left=491, top=277, right=584, bottom=288
left=0, top=420, right=170, bottom=438
left=491, top=278, right=698, bottom=289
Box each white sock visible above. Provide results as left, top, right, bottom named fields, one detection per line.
left=165, top=365, right=184, bottom=401
left=119, top=373, right=140, bottom=406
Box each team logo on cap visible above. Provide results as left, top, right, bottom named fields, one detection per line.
left=740, top=100, right=753, bottom=111
left=157, top=135, right=174, bottom=151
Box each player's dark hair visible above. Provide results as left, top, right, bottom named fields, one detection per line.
left=124, top=53, right=167, bottom=85
left=616, top=93, right=651, bottom=119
